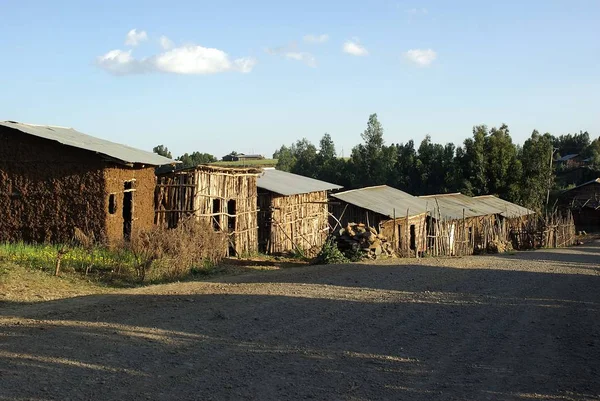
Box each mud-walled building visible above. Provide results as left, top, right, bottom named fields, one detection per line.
left=0, top=121, right=175, bottom=244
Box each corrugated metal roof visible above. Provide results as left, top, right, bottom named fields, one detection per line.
left=257, top=169, right=342, bottom=196
left=331, top=185, right=430, bottom=219
left=556, top=154, right=579, bottom=162
left=472, top=195, right=536, bottom=218
left=1, top=121, right=176, bottom=166
left=563, top=178, right=600, bottom=192
left=420, top=193, right=502, bottom=220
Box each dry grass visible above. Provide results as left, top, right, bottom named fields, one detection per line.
left=125, top=218, right=228, bottom=282
left=0, top=262, right=113, bottom=304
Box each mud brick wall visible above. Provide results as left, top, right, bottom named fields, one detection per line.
left=104, top=166, right=156, bottom=243
left=0, top=127, right=106, bottom=243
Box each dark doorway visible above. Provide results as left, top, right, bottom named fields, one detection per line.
left=212, top=199, right=221, bottom=231
left=410, top=224, right=416, bottom=250
left=123, top=181, right=134, bottom=240
left=227, top=199, right=236, bottom=256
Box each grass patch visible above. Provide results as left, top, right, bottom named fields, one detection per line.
left=0, top=242, right=135, bottom=278
left=0, top=261, right=113, bottom=304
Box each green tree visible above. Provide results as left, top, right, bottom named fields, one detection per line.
left=457, top=125, right=488, bottom=195
left=275, top=145, right=297, bottom=172
left=350, top=113, right=396, bottom=187
left=176, top=152, right=217, bottom=168
left=153, top=144, right=172, bottom=159
left=391, top=140, right=419, bottom=192
left=520, top=130, right=555, bottom=210
left=484, top=124, right=520, bottom=200
left=291, top=138, right=319, bottom=178
left=315, top=133, right=346, bottom=185
left=553, top=131, right=590, bottom=157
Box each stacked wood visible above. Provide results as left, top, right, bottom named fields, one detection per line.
left=334, top=223, right=395, bottom=259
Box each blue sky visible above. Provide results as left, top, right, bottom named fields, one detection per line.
left=1, top=0, right=598, bottom=158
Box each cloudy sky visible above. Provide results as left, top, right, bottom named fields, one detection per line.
left=1, top=0, right=598, bottom=158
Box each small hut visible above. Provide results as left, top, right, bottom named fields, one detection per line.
left=330, top=185, right=429, bottom=255
left=257, top=169, right=342, bottom=255
left=420, top=193, right=521, bottom=255
left=155, top=165, right=261, bottom=256
left=558, top=178, right=600, bottom=232
left=0, top=121, right=175, bottom=244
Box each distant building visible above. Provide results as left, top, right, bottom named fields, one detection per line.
left=221, top=153, right=265, bottom=162
left=559, top=178, right=600, bottom=232
left=554, top=154, right=585, bottom=169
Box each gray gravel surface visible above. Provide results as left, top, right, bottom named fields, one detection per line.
left=1, top=242, right=599, bottom=400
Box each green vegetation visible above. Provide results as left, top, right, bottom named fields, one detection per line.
left=0, top=242, right=135, bottom=277
left=313, top=237, right=349, bottom=265
left=273, top=113, right=595, bottom=212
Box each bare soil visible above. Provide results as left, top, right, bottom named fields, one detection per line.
left=1, top=242, right=600, bottom=400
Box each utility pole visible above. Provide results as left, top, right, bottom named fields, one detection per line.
left=546, top=147, right=558, bottom=209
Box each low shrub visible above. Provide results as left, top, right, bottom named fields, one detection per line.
left=313, top=237, right=348, bottom=265
left=126, top=218, right=227, bottom=282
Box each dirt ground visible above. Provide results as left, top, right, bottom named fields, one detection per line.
left=1, top=242, right=599, bottom=400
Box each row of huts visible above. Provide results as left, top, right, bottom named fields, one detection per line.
left=1, top=121, right=538, bottom=257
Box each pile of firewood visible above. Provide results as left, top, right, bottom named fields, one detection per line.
left=334, top=223, right=395, bottom=259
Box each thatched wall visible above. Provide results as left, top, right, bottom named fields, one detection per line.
left=426, top=214, right=498, bottom=256
left=258, top=190, right=329, bottom=255
left=0, top=127, right=156, bottom=244
left=155, top=165, right=260, bottom=256
left=380, top=213, right=428, bottom=256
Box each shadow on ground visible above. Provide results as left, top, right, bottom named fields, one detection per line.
left=1, top=262, right=599, bottom=400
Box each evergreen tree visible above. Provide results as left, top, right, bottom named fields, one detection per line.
left=153, top=144, right=172, bottom=159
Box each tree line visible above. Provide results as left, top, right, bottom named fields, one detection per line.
left=273, top=114, right=596, bottom=211
left=152, top=145, right=217, bottom=167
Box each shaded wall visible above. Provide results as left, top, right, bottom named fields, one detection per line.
left=559, top=183, right=600, bottom=232
left=0, top=128, right=106, bottom=243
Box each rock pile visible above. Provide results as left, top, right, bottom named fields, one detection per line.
left=334, top=223, right=396, bottom=259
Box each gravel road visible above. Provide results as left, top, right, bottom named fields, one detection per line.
left=1, top=242, right=599, bottom=400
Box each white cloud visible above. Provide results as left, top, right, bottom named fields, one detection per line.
left=153, top=45, right=255, bottom=74
left=266, top=44, right=317, bottom=67
left=406, top=7, right=428, bottom=15
left=96, top=44, right=256, bottom=76
left=404, top=48, right=437, bottom=66
left=125, top=29, right=148, bottom=46
left=159, top=35, right=174, bottom=50
left=303, top=34, right=329, bottom=43
left=284, top=52, right=317, bottom=68
left=96, top=49, right=145, bottom=75
left=343, top=40, right=368, bottom=56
